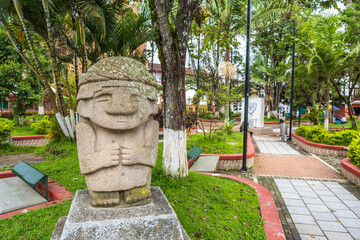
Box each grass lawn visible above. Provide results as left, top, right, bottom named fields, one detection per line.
left=329, top=122, right=360, bottom=128
left=0, top=141, right=265, bottom=240
left=11, top=125, right=38, bottom=137
left=187, top=132, right=243, bottom=154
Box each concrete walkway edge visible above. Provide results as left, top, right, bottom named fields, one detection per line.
left=201, top=173, right=286, bottom=240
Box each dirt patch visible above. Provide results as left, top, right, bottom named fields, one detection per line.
left=0, top=154, right=47, bottom=168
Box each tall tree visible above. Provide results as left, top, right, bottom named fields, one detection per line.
left=149, top=0, right=199, bottom=178
left=300, top=15, right=347, bottom=131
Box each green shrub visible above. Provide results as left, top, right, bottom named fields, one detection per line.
left=296, top=125, right=359, bottom=146
left=31, top=116, right=51, bottom=134
left=270, top=112, right=278, bottom=120
left=348, top=138, right=360, bottom=167
left=0, top=118, right=14, bottom=144
left=222, top=121, right=235, bottom=135
left=199, top=110, right=214, bottom=120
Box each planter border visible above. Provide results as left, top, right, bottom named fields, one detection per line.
left=0, top=171, right=72, bottom=220
left=291, top=133, right=347, bottom=150
left=341, top=158, right=360, bottom=178
left=11, top=135, right=47, bottom=141
left=201, top=173, right=285, bottom=240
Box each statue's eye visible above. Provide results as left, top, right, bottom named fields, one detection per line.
left=97, top=94, right=111, bottom=102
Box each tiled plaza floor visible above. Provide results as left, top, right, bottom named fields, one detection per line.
left=275, top=179, right=360, bottom=240
left=254, top=136, right=300, bottom=155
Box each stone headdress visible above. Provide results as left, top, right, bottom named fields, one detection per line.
left=77, top=57, right=157, bottom=101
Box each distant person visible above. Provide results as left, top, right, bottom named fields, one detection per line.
left=279, top=111, right=285, bottom=124
left=341, top=117, right=347, bottom=123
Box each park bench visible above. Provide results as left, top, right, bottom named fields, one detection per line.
left=12, top=161, right=49, bottom=201
left=187, top=146, right=202, bottom=162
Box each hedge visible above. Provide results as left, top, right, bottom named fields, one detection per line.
left=348, top=138, right=360, bottom=167
left=295, top=125, right=360, bottom=146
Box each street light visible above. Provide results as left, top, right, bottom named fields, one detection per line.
left=288, top=19, right=296, bottom=141
left=241, top=0, right=252, bottom=172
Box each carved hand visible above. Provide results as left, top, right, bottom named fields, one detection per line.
left=121, top=147, right=134, bottom=165
left=103, top=144, right=121, bottom=168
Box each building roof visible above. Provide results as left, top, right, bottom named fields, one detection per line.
left=145, top=61, right=195, bottom=76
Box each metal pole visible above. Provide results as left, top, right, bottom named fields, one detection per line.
left=288, top=19, right=296, bottom=141
left=332, top=98, right=334, bottom=124
left=298, top=106, right=301, bottom=126
left=196, top=33, right=200, bottom=127
left=241, top=0, right=251, bottom=172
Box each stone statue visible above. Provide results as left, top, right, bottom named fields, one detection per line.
left=76, top=57, right=158, bottom=207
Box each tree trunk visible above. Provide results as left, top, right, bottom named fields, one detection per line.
left=42, top=0, right=66, bottom=116
left=74, top=53, right=79, bottom=94
left=348, top=103, right=357, bottom=129
left=224, top=51, right=230, bottom=121
left=149, top=0, right=197, bottom=178
left=324, top=83, right=330, bottom=131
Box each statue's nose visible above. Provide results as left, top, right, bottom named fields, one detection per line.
left=105, top=94, right=136, bottom=115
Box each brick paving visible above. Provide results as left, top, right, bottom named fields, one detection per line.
left=255, top=154, right=344, bottom=180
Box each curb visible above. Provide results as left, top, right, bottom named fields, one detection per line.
left=11, top=135, right=47, bottom=141
left=0, top=171, right=72, bottom=220
left=201, top=173, right=285, bottom=240
left=291, top=133, right=348, bottom=150
left=341, top=158, right=360, bottom=178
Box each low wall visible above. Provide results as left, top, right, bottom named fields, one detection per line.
left=249, top=127, right=273, bottom=135
left=341, top=158, right=360, bottom=187
left=11, top=135, right=49, bottom=146
left=199, top=133, right=255, bottom=170
left=291, top=133, right=348, bottom=156
left=264, top=121, right=312, bottom=128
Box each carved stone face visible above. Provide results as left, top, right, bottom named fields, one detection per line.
left=79, top=85, right=155, bottom=130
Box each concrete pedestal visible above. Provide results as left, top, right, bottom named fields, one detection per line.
left=51, top=187, right=189, bottom=240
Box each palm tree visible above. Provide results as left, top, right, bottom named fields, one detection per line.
left=300, top=15, right=345, bottom=131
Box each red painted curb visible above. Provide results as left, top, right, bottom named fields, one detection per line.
left=201, top=173, right=285, bottom=240
left=199, top=133, right=255, bottom=160
left=188, top=158, right=195, bottom=168
left=291, top=133, right=348, bottom=150
left=341, top=158, right=360, bottom=178
left=11, top=135, right=46, bottom=141
left=329, top=126, right=350, bottom=130
left=0, top=171, right=72, bottom=220
left=264, top=121, right=311, bottom=124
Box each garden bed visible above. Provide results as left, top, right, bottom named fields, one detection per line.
left=341, top=158, right=360, bottom=186
left=187, top=133, right=255, bottom=170
left=291, top=133, right=348, bottom=156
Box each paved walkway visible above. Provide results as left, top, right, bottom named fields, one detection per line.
left=254, top=136, right=300, bottom=155
left=275, top=179, right=360, bottom=240
left=255, top=154, right=343, bottom=180
left=224, top=134, right=360, bottom=240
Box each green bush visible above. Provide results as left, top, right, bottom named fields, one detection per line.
left=270, top=112, right=278, bottom=120
left=295, top=125, right=360, bottom=146
left=0, top=118, right=14, bottom=144
left=348, top=138, right=360, bottom=167
left=31, top=116, right=51, bottom=134
left=222, top=121, right=235, bottom=135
